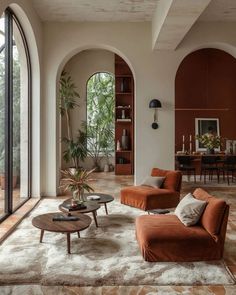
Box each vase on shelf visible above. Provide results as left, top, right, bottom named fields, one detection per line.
left=121, top=109, right=125, bottom=119
left=120, top=78, right=125, bottom=92
left=121, top=129, right=129, bottom=150
left=117, top=140, right=121, bottom=151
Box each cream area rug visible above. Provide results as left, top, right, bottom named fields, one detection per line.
left=0, top=199, right=234, bottom=286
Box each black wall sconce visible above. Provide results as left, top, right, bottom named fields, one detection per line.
left=149, top=99, right=162, bottom=129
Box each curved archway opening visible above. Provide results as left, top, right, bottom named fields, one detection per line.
left=86, top=72, right=115, bottom=170
left=58, top=49, right=134, bottom=181
left=175, top=48, right=236, bottom=181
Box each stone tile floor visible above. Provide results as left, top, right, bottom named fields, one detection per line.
left=0, top=172, right=236, bottom=294
left=0, top=197, right=40, bottom=243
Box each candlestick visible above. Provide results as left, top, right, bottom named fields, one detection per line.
left=189, top=134, right=192, bottom=154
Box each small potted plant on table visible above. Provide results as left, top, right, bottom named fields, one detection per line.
left=60, top=168, right=95, bottom=208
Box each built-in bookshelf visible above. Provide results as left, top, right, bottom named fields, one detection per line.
left=115, top=55, right=134, bottom=175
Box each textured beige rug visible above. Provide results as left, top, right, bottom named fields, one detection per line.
left=0, top=199, right=234, bottom=286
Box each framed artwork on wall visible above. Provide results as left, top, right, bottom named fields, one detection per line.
left=195, top=118, right=220, bottom=151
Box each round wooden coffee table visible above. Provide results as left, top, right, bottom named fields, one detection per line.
left=32, top=212, right=91, bottom=254
left=59, top=201, right=100, bottom=228
left=84, top=193, right=114, bottom=215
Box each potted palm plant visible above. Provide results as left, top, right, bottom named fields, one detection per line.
left=59, top=71, right=86, bottom=170
left=62, top=130, right=87, bottom=171
left=60, top=168, right=95, bottom=204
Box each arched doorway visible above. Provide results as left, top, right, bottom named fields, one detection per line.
left=175, top=48, right=236, bottom=177
left=58, top=49, right=134, bottom=179
left=86, top=72, right=115, bottom=170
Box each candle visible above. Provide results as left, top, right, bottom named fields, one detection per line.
left=183, top=135, right=185, bottom=142
left=182, top=143, right=185, bottom=152
left=190, top=134, right=192, bottom=142
left=189, top=142, right=192, bottom=154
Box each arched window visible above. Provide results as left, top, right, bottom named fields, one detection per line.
left=86, top=72, right=115, bottom=161
left=0, top=8, right=31, bottom=220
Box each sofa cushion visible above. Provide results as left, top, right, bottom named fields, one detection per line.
left=151, top=168, right=182, bottom=192
left=120, top=186, right=180, bottom=210
left=175, top=193, right=207, bottom=226
left=193, top=188, right=227, bottom=238
left=141, top=176, right=165, bottom=188
left=136, top=214, right=218, bottom=261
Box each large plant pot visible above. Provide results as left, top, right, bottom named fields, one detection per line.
left=1, top=175, right=18, bottom=190
left=104, top=164, right=109, bottom=172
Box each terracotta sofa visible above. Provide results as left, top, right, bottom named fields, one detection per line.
left=120, top=168, right=182, bottom=211
left=136, top=188, right=229, bottom=262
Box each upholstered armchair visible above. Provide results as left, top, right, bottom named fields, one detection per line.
left=135, top=188, right=229, bottom=262
left=120, top=168, right=182, bottom=211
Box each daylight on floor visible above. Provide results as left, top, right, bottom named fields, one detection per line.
left=0, top=0, right=236, bottom=294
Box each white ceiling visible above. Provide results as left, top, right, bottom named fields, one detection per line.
left=32, top=0, right=159, bottom=22
left=199, top=0, right=236, bottom=22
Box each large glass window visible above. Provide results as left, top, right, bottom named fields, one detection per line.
left=86, top=72, right=115, bottom=155
left=0, top=9, right=31, bottom=220
left=0, top=13, right=6, bottom=217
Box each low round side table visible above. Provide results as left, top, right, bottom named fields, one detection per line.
left=84, top=193, right=114, bottom=215
left=59, top=201, right=100, bottom=227
left=32, top=212, right=91, bottom=254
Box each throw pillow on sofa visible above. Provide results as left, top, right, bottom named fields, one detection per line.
left=140, top=176, right=165, bottom=188
left=175, top=193, right=207, bottom=226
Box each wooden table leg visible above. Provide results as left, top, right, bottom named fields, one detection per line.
left=40, top=229, right=44, bottom=243
left=77, top=232, right=80, bottom=238
left=92, top=211, right=98, bottom=227
left=67, top=233, right=71, bottom=254
left=104, top=203, right=108, bottom=215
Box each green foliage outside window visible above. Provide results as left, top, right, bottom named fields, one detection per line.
left=85, top=72, right=115, bottom=169
left=0, top=47, right=21, bottom=175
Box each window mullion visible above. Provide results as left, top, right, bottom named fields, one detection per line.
left=4, top=9, right=13, bottom=214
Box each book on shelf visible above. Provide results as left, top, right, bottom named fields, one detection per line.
left=116, top=118, right=131, bottom=122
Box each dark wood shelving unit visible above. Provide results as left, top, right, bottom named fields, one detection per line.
left=115, top=55, right=134, bottom=175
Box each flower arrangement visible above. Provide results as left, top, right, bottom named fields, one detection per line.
left=60, top=168, right=95, bottom=202
left=196, top=133, right=222, bottom=150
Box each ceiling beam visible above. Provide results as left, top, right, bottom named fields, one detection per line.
left=152, top=0, right=212, bottom=50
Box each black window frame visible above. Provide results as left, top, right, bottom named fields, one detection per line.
left=0, top=8, right=32, bottom=222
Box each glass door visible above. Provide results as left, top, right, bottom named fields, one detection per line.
left=0, top=9, right=31, bottom=221
left=0, top=13, right=6, bottom=218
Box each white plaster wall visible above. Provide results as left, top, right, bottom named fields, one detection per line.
left=0, top=0, right=43, bottom=197
left=61, top=49, right=115, bottom=170
left=42, top=21, right=236, bottom=196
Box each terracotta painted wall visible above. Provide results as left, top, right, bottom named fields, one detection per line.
left=175, top=48, right=236, bottom=152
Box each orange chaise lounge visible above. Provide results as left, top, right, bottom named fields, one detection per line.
left=135, top=188, right=229, bottom=262
left=120, top=168, right=182, bottom=211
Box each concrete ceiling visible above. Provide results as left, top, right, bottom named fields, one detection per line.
left=152, top=0, right=211, bottom=50
left=32, top=0, right=158, bottom=22
left=199, top=0, right=236, bottom=22
left=31, top=0, right=236, bottom=50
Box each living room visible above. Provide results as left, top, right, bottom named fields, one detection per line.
left=0, top=0, right=236, bottom=294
